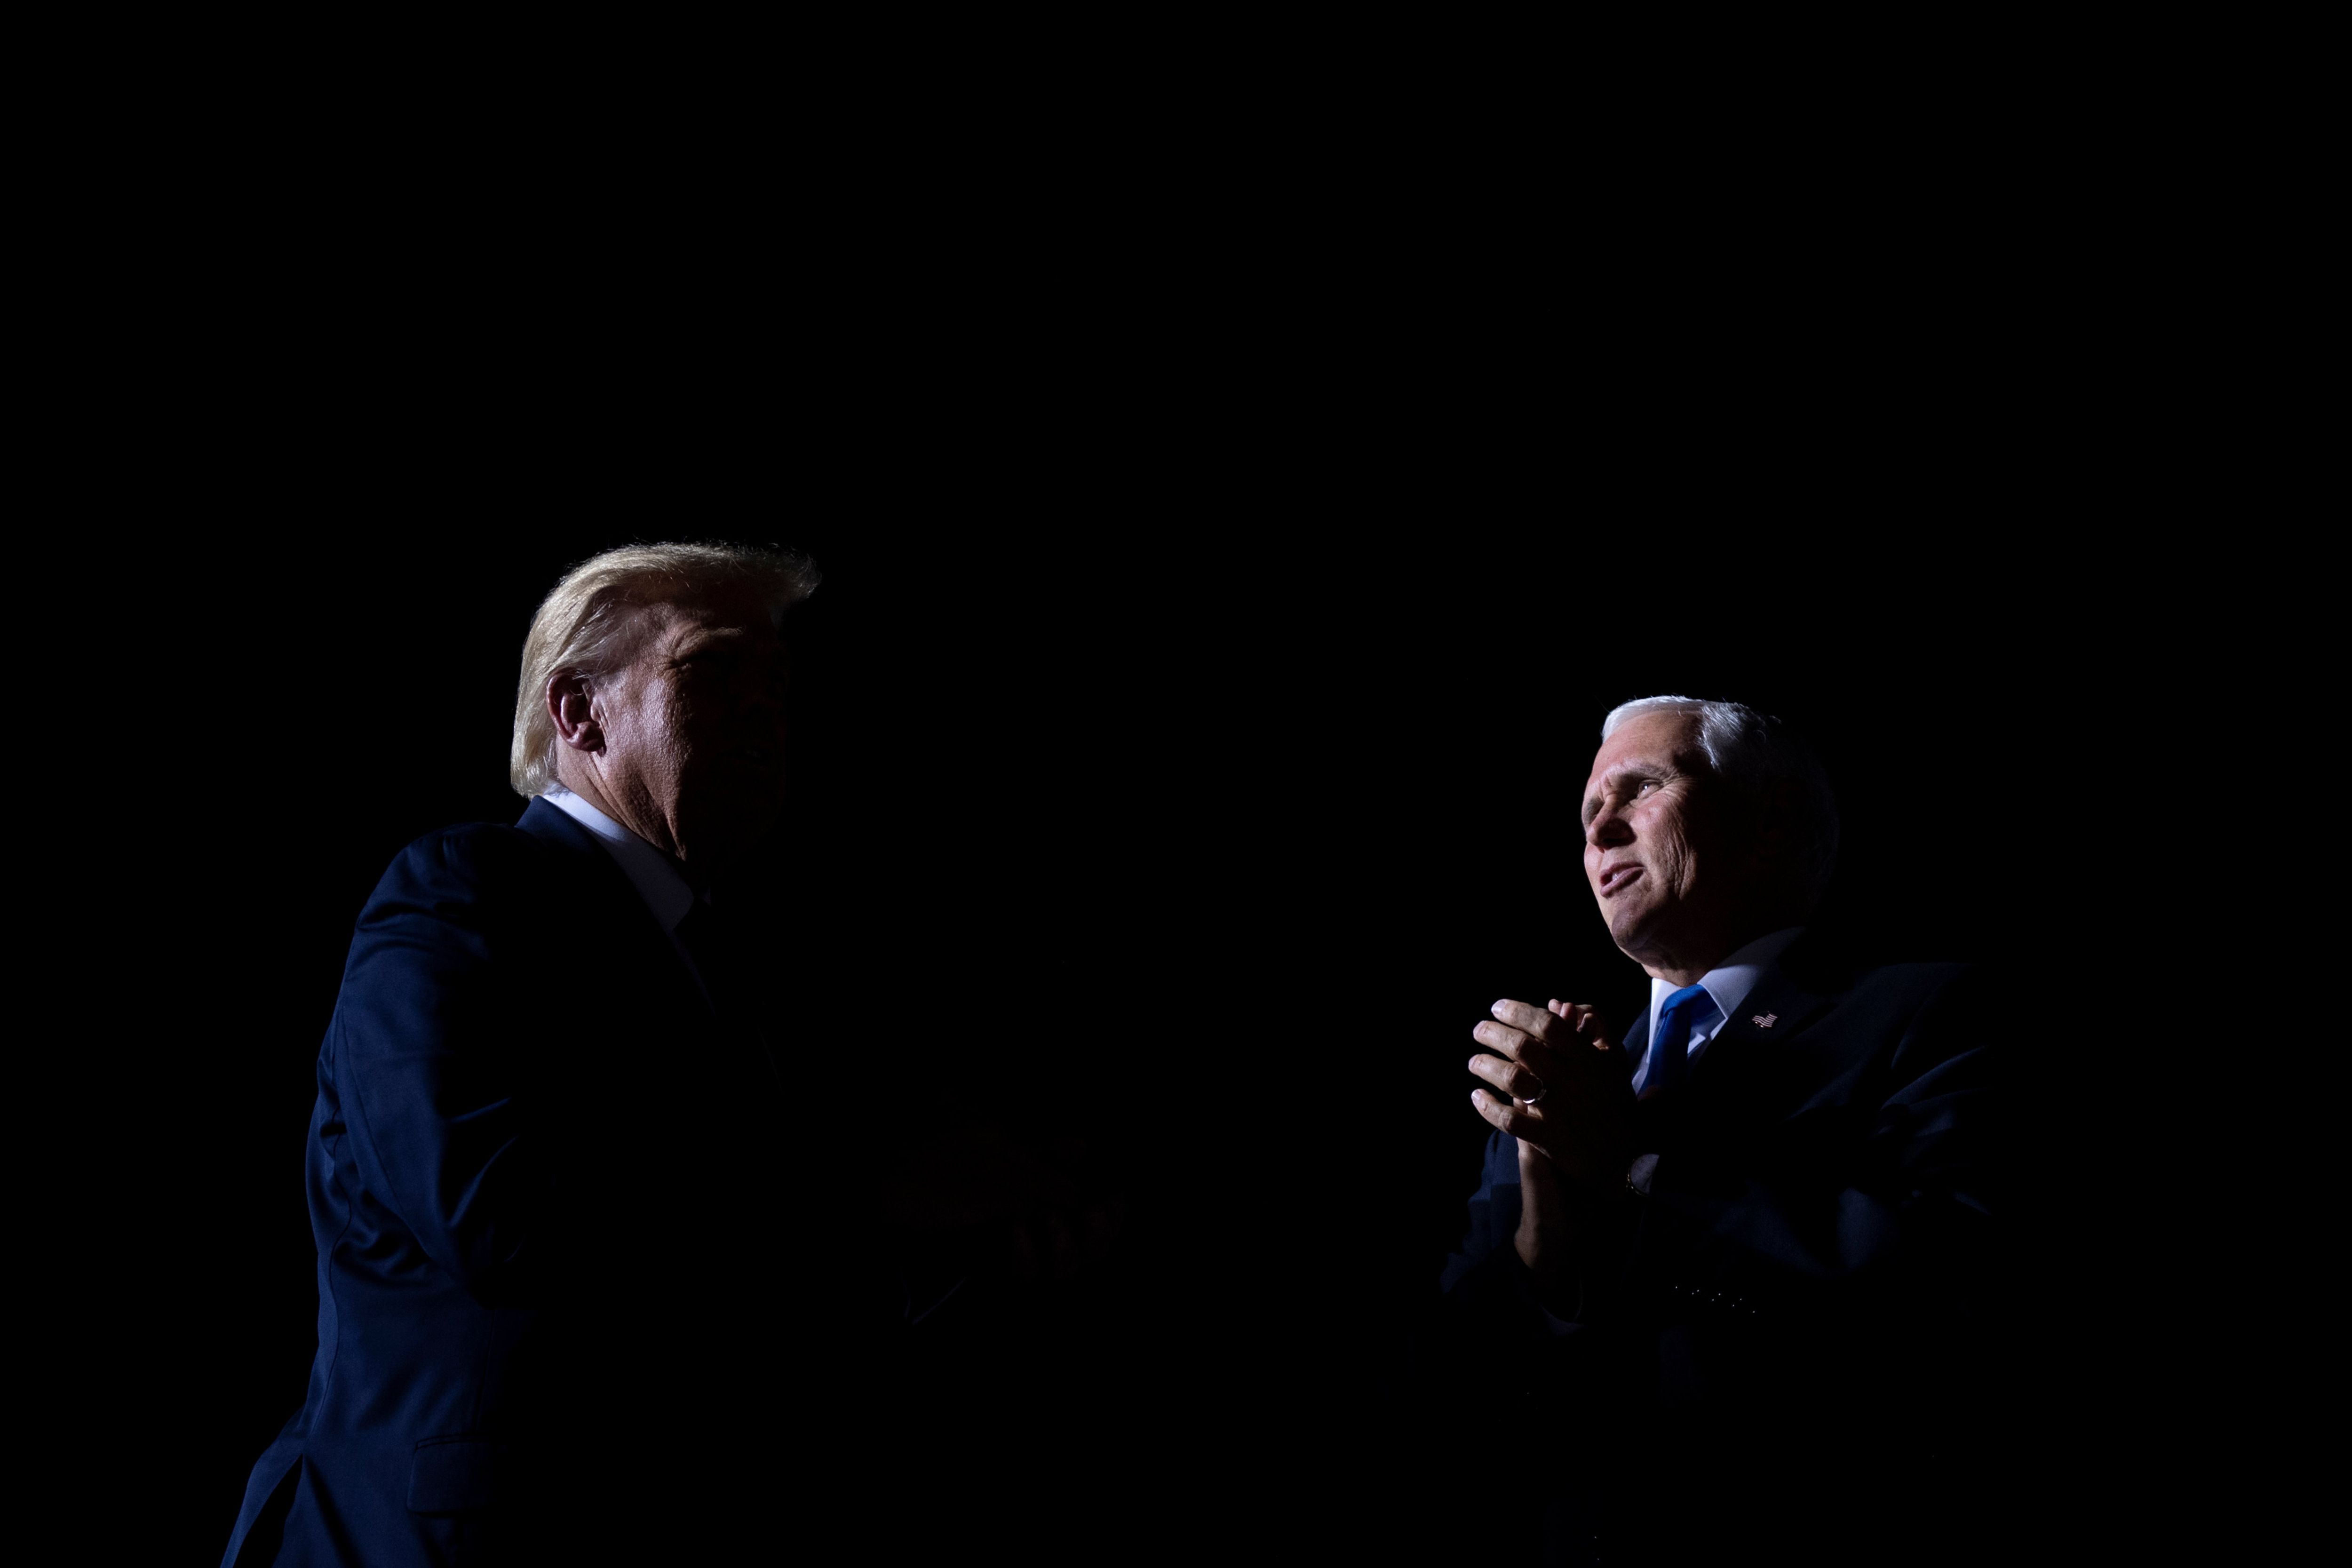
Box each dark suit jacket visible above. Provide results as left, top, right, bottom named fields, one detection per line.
left=222, top=799, right=810, bottom=1568
left=1431, top=935, right=2000, bottom=1557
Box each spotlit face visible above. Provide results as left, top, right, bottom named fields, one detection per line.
left=593, top=583, right=791, bottom=868
left=1580, top=709, right=1729, bottom=963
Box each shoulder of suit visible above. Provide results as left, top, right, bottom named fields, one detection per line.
left=1781, top=934, right=1970, bottom=995
left=402, top=819, right=551, bottom=871
left=1843, top=960, right=1974, bottom=994
left=368, top=819, right=591, bottom=908
left=1816, top=960, right=1987, bottom=1035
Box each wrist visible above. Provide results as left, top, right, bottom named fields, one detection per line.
left=1514, top=1234, right=1581, bottom=1317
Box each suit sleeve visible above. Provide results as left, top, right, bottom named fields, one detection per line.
left=327, top=828, right=559, bottom=1307
left=1429, top=1129, right=1555, bottom=1369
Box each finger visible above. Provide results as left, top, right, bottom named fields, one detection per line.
left=1470, top=1019, right=1535, bottom=1061
left=1474, top=1018, right=1567, bottom=1080
left=1543, top=999, right=1611, bottom=1048
left=1468, top=1051, right=1545, bottom=1102
left=1491, top=999, right=1570, bottom=1048
left=1470, top=1087, right=1540, bottom=1139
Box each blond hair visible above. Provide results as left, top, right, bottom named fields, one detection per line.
left=509, top=542, right=820, bottom=797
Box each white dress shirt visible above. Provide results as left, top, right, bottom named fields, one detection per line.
left=1627, top=925, right=1806, bottom=1095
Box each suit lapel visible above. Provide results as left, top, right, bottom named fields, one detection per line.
left=1620, top=956, right=1837, bottom=1088
left=1689, top=962, right=1833, bottom=1083
left=1621, top=1002, right=1654, bottom=1073
left=517, top=798, right=716, bottom=1026
left=519, top=803, right=785, bottom=1125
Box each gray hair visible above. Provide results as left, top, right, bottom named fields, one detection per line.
left=509, top=541, right=820, bottom=797
left=1600, top=695, right=1841, bottom=913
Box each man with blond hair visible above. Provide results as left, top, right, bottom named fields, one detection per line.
left=223, top=542, right=822, bottom=1567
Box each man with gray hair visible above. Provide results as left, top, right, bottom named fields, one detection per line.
left=1437, top=696, right=1996, bottom=1562
left=222, top=542, right=830, bottom=1566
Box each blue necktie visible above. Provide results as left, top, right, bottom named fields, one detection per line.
left=1639, top=983, right=1721, bottom=1098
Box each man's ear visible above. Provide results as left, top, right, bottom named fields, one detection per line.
left=545, top=670, right=602, bottom=752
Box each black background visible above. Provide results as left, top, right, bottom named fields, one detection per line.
left=98, top=493, right=2064, bottom=1558
left=26, top=59, right=2267, bottom=1560
left=36, top=134, right=2137, bottom=1538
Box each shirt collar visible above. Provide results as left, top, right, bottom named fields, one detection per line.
left=1646, top=925, right=1807, bottom=1036
left=538, top=784, right=698, bottom=935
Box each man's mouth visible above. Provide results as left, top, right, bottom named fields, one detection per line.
left=1597, top=864, right=1643, bottom=898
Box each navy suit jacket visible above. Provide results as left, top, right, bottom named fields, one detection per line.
left=223, top=800, right=803, bottom=1568
left=1432, top=936, right=1999, bottom=1547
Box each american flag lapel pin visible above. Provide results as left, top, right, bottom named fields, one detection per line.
left=1752, top=1012, right=1777, bottom=1028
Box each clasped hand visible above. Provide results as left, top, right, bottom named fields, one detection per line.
left=1468, top=999, right=1636, bottom=1195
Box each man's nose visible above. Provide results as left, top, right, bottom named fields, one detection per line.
left=1587, top=807, right=1633, bottom=849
